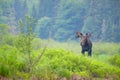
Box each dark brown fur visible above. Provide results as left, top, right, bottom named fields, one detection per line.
left=76, top=32, right=92, bottom=56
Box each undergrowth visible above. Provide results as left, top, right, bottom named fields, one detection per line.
left=0, top=44, right=120, bottom=80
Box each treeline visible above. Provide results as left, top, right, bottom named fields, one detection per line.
left=0, top=0, right=120, bottom=42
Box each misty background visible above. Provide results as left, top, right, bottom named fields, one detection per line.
left=0, top=0, right=120, bottom=42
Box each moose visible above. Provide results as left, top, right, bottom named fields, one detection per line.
left=75, top=32, right=92, bottom=56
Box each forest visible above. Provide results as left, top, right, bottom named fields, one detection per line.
left=0, top=0, right=120, bottom=80
left=0, top=0, right=120, bottom=42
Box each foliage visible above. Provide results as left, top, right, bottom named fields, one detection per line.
left=0, top=40, right=120, bottom=79
left=15, top=16, right=35, bottom=54
left=0, top=45, right=26, bottom=77
left=14, top=16, right=36, bottom=73
left=38, top=0, right=58, bottom=18
left=35, top=17, right=52, bottom=39
left=0, top=0, right=120, bottom=79
left=54, top=0, right=86, bottom=41
left=31, top=48, right=120, bottom=79
left=109, top=54, right=120, bottom=67
left=0, top=0, right=120, bottom=42
left=0, top=24, right=16, bottom=46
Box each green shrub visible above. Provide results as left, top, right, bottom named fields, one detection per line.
left=109, top=54, right=120, bottom=67
left=0, top=64, right=12, bottom=77
left=0, top=44, right=120, bottom=79
left=33, top=48, right=120, bottom=79
left=0, top=45, right=26, bottom=77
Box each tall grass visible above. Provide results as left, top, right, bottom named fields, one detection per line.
left=33, top=39, right=120, bottom=54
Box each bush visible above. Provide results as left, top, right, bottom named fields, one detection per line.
left=33, top=49, right=120, bottom=79
left=0, top=45, right=26, bottom=77
left=0, top=45, right=120, bottom=79
left=109, top=54, right=120, bottom=67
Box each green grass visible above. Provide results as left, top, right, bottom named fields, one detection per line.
left=33, top=39, right=120, bottom=54
left=0, top=39, right=120, bottom=80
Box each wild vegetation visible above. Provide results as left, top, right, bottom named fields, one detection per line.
left=0, top=0, right=120, bottom=80
left=0, top=22, right=120, bottom=79
left=0, top=35, right=120, bottom=79
left=0, top=0, right=120, bottom=42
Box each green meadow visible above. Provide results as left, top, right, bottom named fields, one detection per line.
left=0, top=39, right=120, bottom=80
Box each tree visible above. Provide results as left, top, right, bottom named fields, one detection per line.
left=0, top=0, right=120, bottom=42
left=31, top=5, right=38, bottom=19
left=14, top=0, right=28, bottom=22
left=15, top=16, right=49, bottom=72
left=38, top=0, right=58, bottom=18
left=0, top=24, right=15, bottom=45
left=54, top=0, right=86, bottom=41
left=35, top=17, right=52, bottom=39
left=0, top=0, right=14, bottom=24
left=82, top=0, right=120, bottom=42
left=15, top=16, right=35, bottom=72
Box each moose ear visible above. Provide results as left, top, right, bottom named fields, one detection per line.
left=86, top=33, right=91, bottom=38
left=80, top=32, right=83, bottom=36
left=78, top=32, right=83, bottom=36
left=76, top=32, right=83, bottom=38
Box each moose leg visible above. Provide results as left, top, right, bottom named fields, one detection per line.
left=88, top=49, right=92, bottom=56
left=81, top=49, right=85, bottom=55
left=81, top=46, right=85, bottom=55
left=81, top=50, right=85, bottom=55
